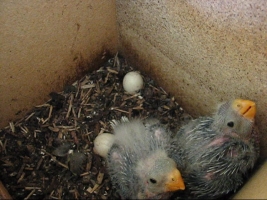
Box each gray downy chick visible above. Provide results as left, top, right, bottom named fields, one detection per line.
left=171, top=99, right=260, bottom=199
left=107, top=118, right=185, bottom=199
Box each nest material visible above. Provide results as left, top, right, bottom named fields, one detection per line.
left=0, top=54, right=189, bottom=199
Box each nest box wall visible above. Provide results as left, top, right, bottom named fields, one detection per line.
left=0, top=0, right=118, bottom=128
left=116, top=0, right=267, bottom=159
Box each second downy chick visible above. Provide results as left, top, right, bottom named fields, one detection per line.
left=107, top=118, right=185, bottom=199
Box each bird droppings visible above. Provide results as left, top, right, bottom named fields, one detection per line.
left=0, top=54, right=190, bottom=199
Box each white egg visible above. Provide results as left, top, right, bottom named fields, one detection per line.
left=123, top=71, right=144, bottom=94
left=93, top=133, right=115, bottom=158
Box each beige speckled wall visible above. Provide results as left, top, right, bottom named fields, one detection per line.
left=116, top=0, right=267, bottom=159
left=0, top=0, right=118, bottom=127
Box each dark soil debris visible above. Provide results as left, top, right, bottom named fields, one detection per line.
left=0, top=54, right=190, bottom=199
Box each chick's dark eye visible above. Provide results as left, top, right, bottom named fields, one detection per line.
left=149, top=178, right=157, bottom=184
left=227, top=121, right=234, bottom=127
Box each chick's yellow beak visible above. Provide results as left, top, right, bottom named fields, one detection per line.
left=232, top=99, right=256, bottom=120
left=165, top=168, right=185, bottom=192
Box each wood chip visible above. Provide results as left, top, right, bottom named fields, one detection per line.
left=97, top=172, right=104, bottom=184
left=87, top=184, right=99, bottom=193
left=81, top=83, right=96, bottom=89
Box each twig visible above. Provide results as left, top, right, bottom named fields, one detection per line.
left=25, top=187, right=41, bottom=190
left=36, top=157, right=43, bottom=170
left=66, top=94, right=74, bottom=119
left=41, top=150, right=69, bottom=169
left=81, top=83, right=95, bottom=89
left=24, top=189, right=35, bottom=200
left=124, top=93, right=139, bottom=101
left=35, top=103, right=50, bottom=108
left=17, top=172, right=25, bottom=183
left=42, top=105, right=53, bottom=124
left=9, top=122, right=15, bottom=133
left=25, top=112, right=35, bottom=121
left=107, top=68, right=118, bottom=74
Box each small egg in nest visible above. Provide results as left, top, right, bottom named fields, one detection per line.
left=123, top=71, right=144, bottom=94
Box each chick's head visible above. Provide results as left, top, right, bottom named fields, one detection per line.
left=212, top=99, right=256, bottom=138
left=136, top=150, right=185, bottom=198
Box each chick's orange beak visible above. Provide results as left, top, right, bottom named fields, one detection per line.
left=232, top=99, right=256, bottom=120
left=165, top=168, right=185, bottom=192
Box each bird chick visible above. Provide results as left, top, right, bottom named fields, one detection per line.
left=107, top=118, right=185, bottom=199
left=171, top=99, right=260, bottom=199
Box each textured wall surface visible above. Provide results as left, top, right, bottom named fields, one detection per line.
left=116, top=0, right=267, bottom=159
left=0, top=0, right=118, bottom=127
